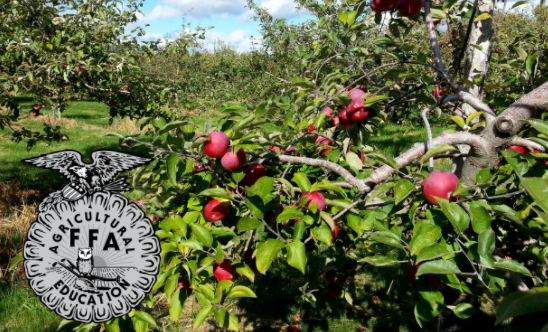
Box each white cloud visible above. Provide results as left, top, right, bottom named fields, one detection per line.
left=260, top=0, right=308, bottom=19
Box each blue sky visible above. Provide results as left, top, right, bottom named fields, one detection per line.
left=134, top=0, right=312, bottom=51
left=133, top=0, right=538, bottom=52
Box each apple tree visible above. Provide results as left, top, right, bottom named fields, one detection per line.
left=13, top=0, right=547, bottom=331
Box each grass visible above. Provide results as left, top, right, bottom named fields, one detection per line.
left=0, top=98, right=452, bottom=332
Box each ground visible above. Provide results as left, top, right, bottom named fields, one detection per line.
left=0, top=97, right=448, bottom=332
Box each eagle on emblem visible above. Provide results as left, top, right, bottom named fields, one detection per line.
left=24, top=150, right=152, bottom=212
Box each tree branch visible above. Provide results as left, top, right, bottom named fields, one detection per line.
left=275, top=153, right=371, bottom=194
left=509, top=137, right=545, bottom=152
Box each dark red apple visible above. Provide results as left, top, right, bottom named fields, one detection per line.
left=433, top=19, right=441, bottom=26
left=245, top=164, right=267, bottom=186
left=398, top=0, right=422, bottom=17
left=339, top=109, right=356, bottom=129
left=204, top=199, right=229, bottom=222
left=370, top=0, right=397, bottom=12
left=300, top=191, right=326, bottom=211
left=287, top=325, right=302, bottom=332
left=204, top=131, right=229, bottom=158
left=221, top=148, right=246, bottom=171
left=327, top=283, right=341, bottom=298
left=507, top=145, right=526, bottom=154
left=348, top=88, right=365, bottom=100
left=331, top=223, right=339, bottom=239
left=350, top=108, right=369, bottom=122
left=421, top=171, right=459, bottom=205
left=432, top=85, right=443, bottom=98
left=177, top=277, right=193, bottom=295
left=347, top=98, right=365, bottom=114
left=494, top=48, right=500, bottom=53
left=406, top=264, right=419, bottom=287
left=213, top=260, right=234, bottom=282
left=324, top=270, right=338, bottom=284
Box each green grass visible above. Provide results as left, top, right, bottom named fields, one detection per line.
left=0, top=285, right=72, bottom=332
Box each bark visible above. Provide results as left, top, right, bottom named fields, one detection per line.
left=461, top=81, right=548, bottom=181
left=461, top=0, right=496, bottom=116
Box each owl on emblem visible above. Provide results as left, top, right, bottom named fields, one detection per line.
left=77, top=248, right=94, bottom=276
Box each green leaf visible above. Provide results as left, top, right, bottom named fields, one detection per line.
left=360, top=255, right=402, bottom=266
left=474, top=13, right=491, bottom=22
left=293, top=220, right=305, bottom=241
left=338, top=10, right=357, bottom=26
left=521, top=177, right=548, bottom=213
left=453, top=303, right=479, bottom=319
left=416, top=244, right=453, bottom=264
left=478, top=229, right=495, bottom=268
left=164, top=273, right=180, bottom=300
left=166, top=153, right=180, bottom=186
left=410, top=224, right=442, bottom=256
left=394, top=179, right=415, bottom=205
left=467, top=201, right=492, bottom=234
left=286, top=240, right=307, bottom=274
left=420, top=145, right=458, bottom=164
left=234, top=263, right=255, bottom=282
left=511, top=0, right=529, bottom=8
left=312, top=222, right=333, bottom=245
left=416, top=260, right=461, bottom=276
left=370, top=231, right=403, bottom=249
left=227, top=285, right=257, bottom=298
left=414, top=300, right=439, bottom=328
left=451, top=116, right=466, bottom=129
left=159, top=120, right=188, bottom=135
left=491, top=204, right=522, bottom=224
left=439, top=199, right=470, bottom=234
left=237, top=217, right=263, bottom=233
left=191, top=224, right=213, bottom=247
left=346, top=152, right=363, bottom=172
left=178, top=240, right=203, bottom=251
left=526, top=53, right=540, bottom=76
left=169, top=289, right=187, bottom=322
left=430, top=8, right=447, bottom=19
left=134, top=311, right=157, bottom=328
left=529, top=119, right=548, bottom=137
left=496, top=287, right=548, bottom=324
left=256, top=239, right=285, bottom=274
left=247, top=176, right=275, bottom=204
left=493, top=259, right=531, bottom=276
left=199, top=188, right=234, bottom=200
left=515, top=47, right=527, bottom=60
left=466, top=112, right=484, bottom=125
left=104, top=319, right=120, bottom=332
left=193, top=304, right=213, bottom=329
left=276, top=208, right=304, bottom=224
left=8, top=252, right=23, bottom=270
left=292, top=173, right=312, bottom=192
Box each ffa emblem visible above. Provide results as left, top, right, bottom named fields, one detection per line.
left=22, top=150, right=160, bottom=323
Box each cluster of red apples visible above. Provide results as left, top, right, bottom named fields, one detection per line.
left=322, top=87, right=370, bottom=131
left=370, top=0, right=422, bottom=18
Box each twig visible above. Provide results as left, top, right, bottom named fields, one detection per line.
left=333, top=199, right=364, bottom=221
left=456, top=189, right=525, bottom=203
left=421, top=0, right=449, bottom=84
left=421, top=103, right=438, bottom=171
left=508, top=137, right=545, bottom=152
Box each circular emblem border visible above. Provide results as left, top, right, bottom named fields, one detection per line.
left=23, top=191, right=160, bottom=323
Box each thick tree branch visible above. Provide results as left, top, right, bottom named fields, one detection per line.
left=364, top=132, right=488, bottom=186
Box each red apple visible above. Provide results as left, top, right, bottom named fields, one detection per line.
left=327, top=283, right=341, bottom=298
left=287, top=325, right=302, bottom=332
left=331, top=116, right=340, bottom=127
left=371, top=295, right=382, bottom=305
left=177, top=277, right=193, bottom=295
left=432, top=85, right=443, bottom=98
left=331, top=223, right=339, bottom=239
left=398, top=0, right=422, bottom=17
left=324, top=270, right=338, bottom=284
left=370, top=0, right=397, bottom=12
left=204, top=199, right=229, bottom=222
left=305, top=124, right=318, bottom=142
left=204, top=131, right=229, bottom=158
left=494, top=48, right=500, bottom=53
left=347, top=98, right=365, bottom=114
left=193, top=162, right=207, bottom=172
left=433, top=19, right=441, bottom=26
left=406, top=264, right=419, bottom=287
left=359, top=84, right=368, bottom=92
left=507, top=145, right=526, bottom=154
left=350, top=108, right=370, bottom=122
left=269, top=145, right=283, bottom=154
left=339, top=110, right=356, bottom=129
left=321, top=107, right=334, bottom=118
left=213, top=260, right=234, bottom=282
left=300, top=191, right=326, bottom=211
left=421, top=171, right=459, bottom=205
left=245, top=164, right=267, bottom=186
left=293, top=314, right=302, bottom=323
left=348, top=88, right=365, bottom=100
left=221, top=148, right=246, bottom=171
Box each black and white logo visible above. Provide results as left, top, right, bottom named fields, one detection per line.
left=22, top=150, right=160, bottom=323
